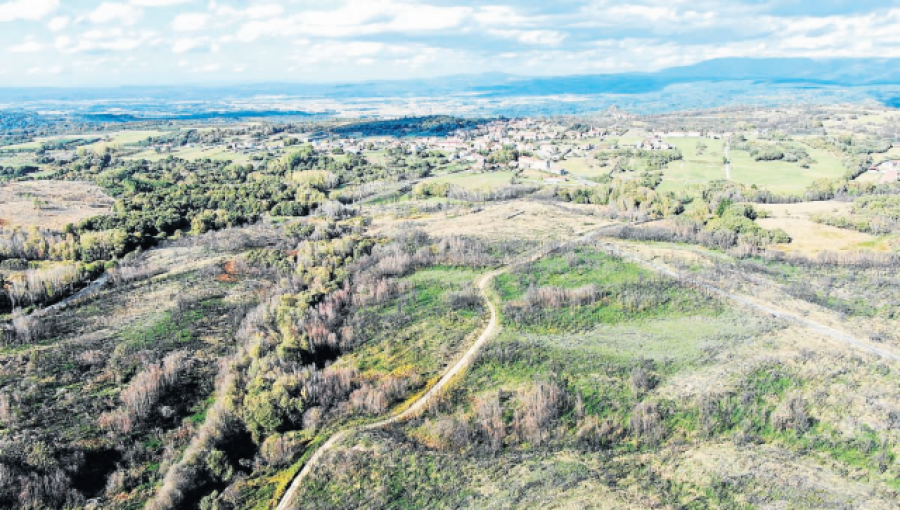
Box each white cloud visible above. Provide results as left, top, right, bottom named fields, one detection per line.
left=172, top=36, right=217, bottom=53
left=130, top=0, right=194, bottom=6
left=214, top=2, right=284, bottom=22
left=191, top=63, right=221, bottom=73
left=7, top=37, right=45, bottom=53
left=474, top=6, right=532, bottom=27
left=89, top=2, right=143, bottom=26
left=172, top=12, right=209, bottom=31
left=0, top=0, right=58, bottom=22
left=26, top=65, right=62, bottom=75
left=57, top=28, right=158, bottom=53
left=491, top=29, right=566, bottom=46
left=47, top=15, right=69, bottom=31
left=288, top=40, right=452, bottom=72
left=236, top=0, right=471, bottom=42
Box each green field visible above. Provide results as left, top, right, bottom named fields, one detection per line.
left=3, top=130, right=166, bottom=152
left=86, top=130, right=168, bottom=151
left=658, top=138, right=847, bottom=194
left=615, top=129, right=650, bottom=147
left=428, top=171, right=516, bottom=191
left=558, top=157, right=610, bottom=178
left=124, top=146, right=253, bottom=164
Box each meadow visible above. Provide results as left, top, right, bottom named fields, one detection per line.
left=427, top=170, right=517, bottom=191
left=124, top=145, right=254, bottom=164
left=657, top=138, right=847, bottom=194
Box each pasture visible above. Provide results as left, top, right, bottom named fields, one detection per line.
left=427, top=170, right=516, bottom=191
left=658, top=138, right=847, bottom=194
left=124, top=146, right=253, bottom=165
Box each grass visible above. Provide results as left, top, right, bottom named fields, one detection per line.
left=657, top=138, right=847, bottom=194
left=124, top=146, right=253, bottom=164
left=427, top=171, right=516, bottom=191
left=494, top=247, right=647, bottom=301
left=86, top=130, right=168, bottom=151
left=2, top=131, right=166, bottom=152
left=494, top=246, right=723, bottom=334
left=558, top=157, right=610, bottom=178
left=336, top=266, right=486, bottom=380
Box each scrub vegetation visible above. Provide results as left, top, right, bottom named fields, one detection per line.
left=1, top=105, right=899, bottom=510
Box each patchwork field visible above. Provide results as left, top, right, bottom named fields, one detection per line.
left=2, top=130, right=166, bottom=152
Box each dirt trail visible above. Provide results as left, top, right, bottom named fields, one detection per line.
left=274, top=225, right=616, bottom=510
left=276, top=268, right=503, bottom=510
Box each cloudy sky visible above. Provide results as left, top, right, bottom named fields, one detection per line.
left=1, top=0, right=899, bottom=87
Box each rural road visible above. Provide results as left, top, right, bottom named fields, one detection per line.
left=275, top=268, right=504, bottom=510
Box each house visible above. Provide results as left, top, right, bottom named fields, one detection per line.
left=469, top=154, right=487, bottom=170
left=638, top=138, right=672, bottom=151
left=299, top=132, right=329, bottom=144
left=881, top=169, right=899, bottom=184
left=549, top=165, right=568, bottom=176
left=519, top=156, right=550, bottom=171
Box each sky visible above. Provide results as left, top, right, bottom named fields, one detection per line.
left=1, top=0, right=899, bottom=87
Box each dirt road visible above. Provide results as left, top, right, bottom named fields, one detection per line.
left=275, top=268, right=503, bottom=510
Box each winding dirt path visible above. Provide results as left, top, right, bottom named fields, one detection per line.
left=275, top=268, right=504, bottom=510
left=275, top=224, right=897, bottom=509
left=274, top=223, right=626, bottom=510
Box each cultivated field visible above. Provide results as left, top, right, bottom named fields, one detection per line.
left=559, top=156, right=609, bottom=178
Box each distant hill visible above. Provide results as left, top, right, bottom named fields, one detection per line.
left=1, top=57, right=898, bottom=119
left=1, top=58, right=899, bottom=103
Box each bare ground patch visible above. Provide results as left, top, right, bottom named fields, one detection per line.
left=0, top=180, right=113, bottom=230
left=372, top=199, right=614, bottom=242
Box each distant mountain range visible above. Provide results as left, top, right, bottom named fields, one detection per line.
left=1, top=57, right=898, bottom=102
left=1, top=58, right=898, bottom=117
